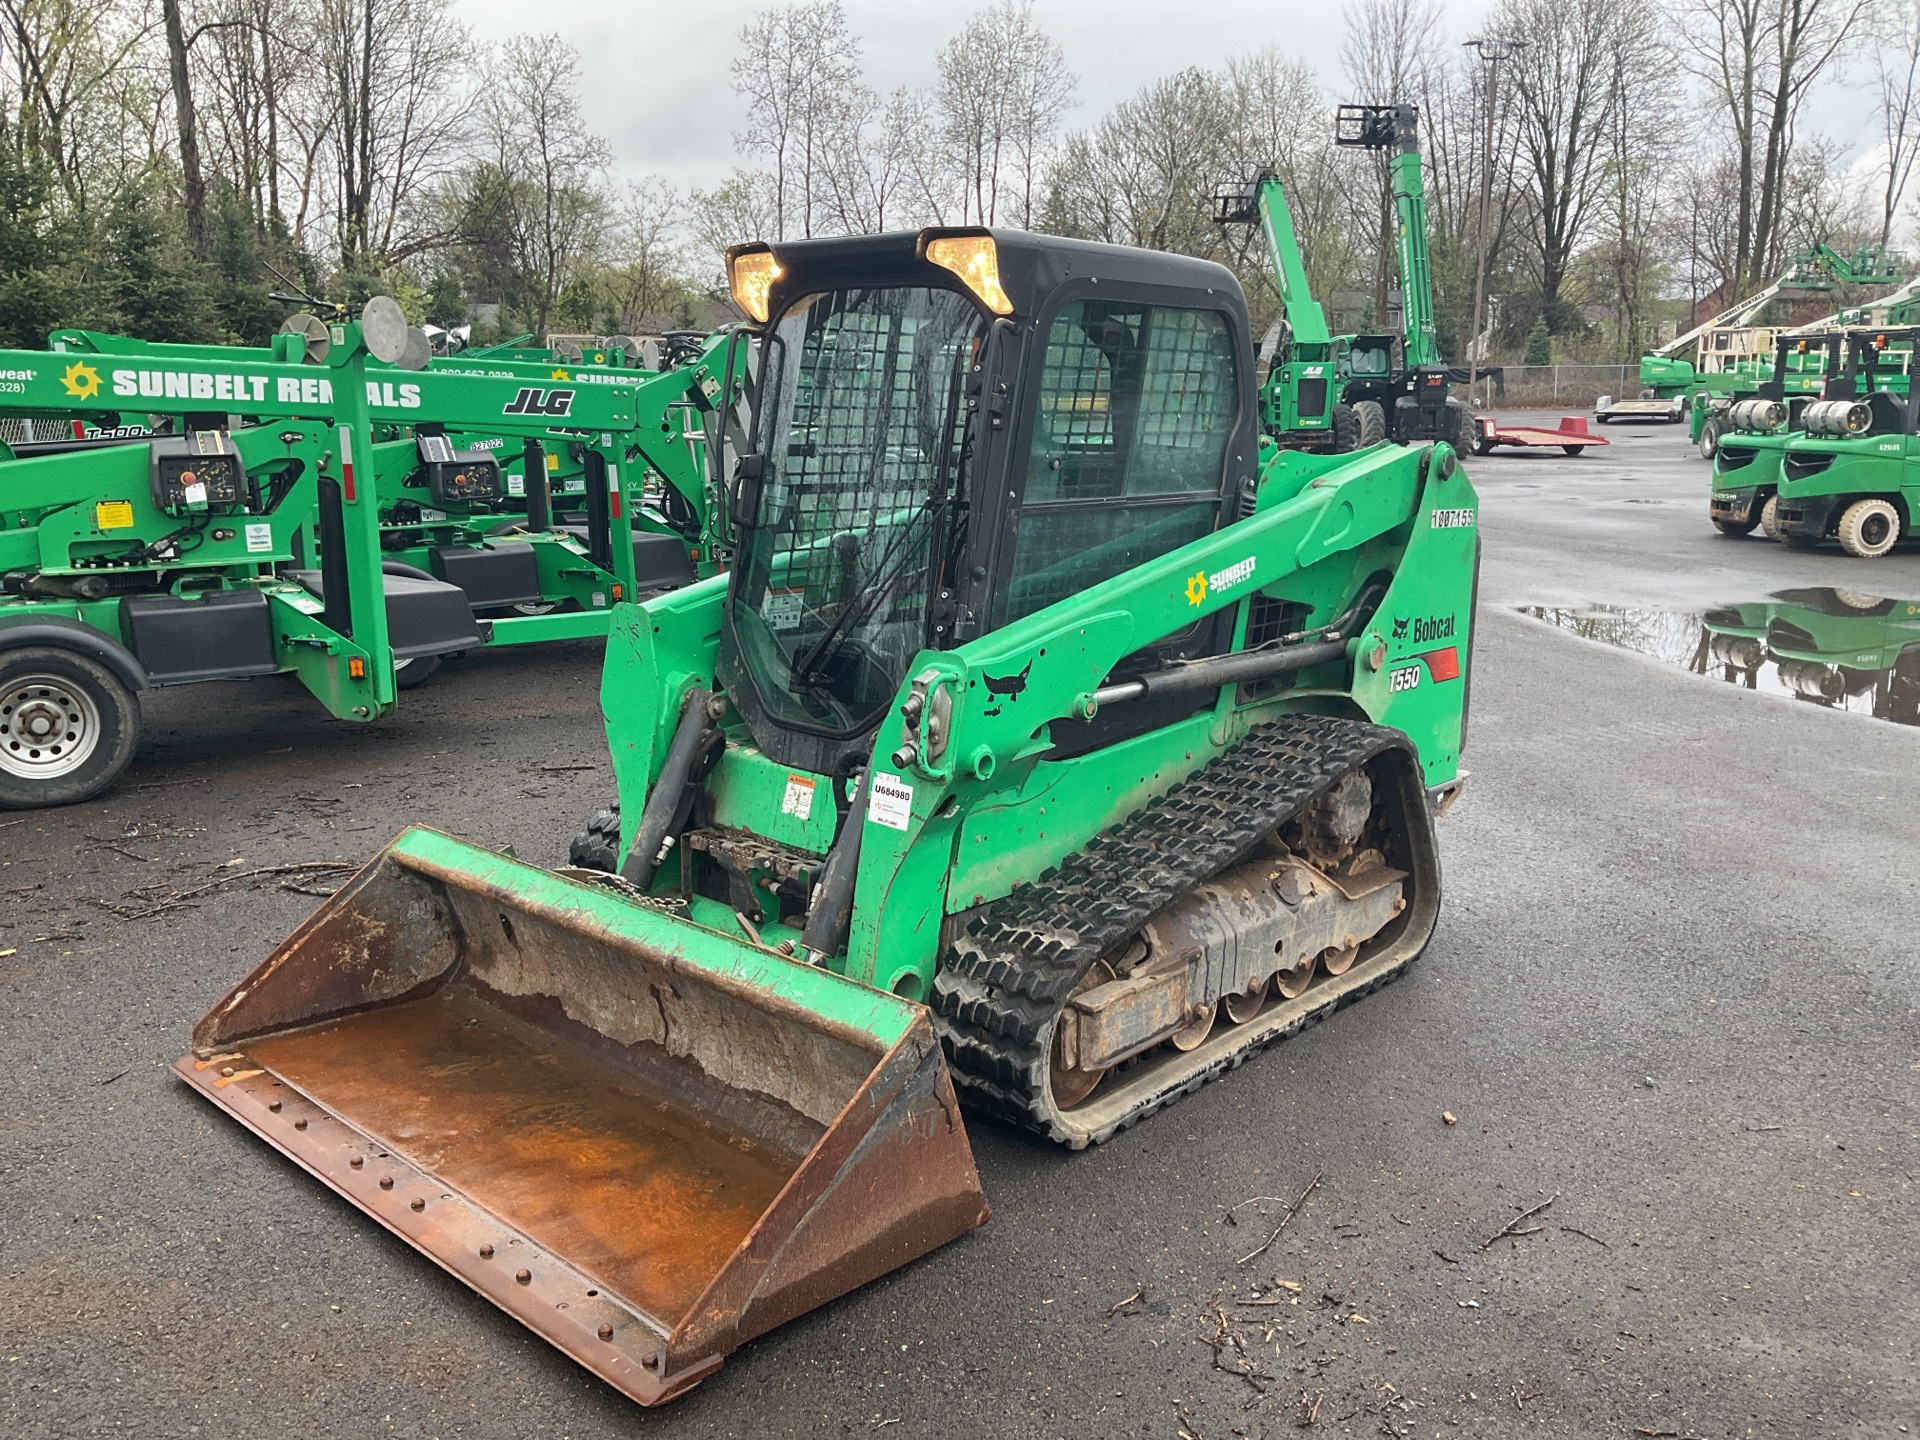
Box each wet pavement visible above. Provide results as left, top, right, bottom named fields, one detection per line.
left=3, top=412, right=1916, bottom=1438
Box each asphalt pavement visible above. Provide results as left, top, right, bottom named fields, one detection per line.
left=2, top=416, right=1915, bottom=1439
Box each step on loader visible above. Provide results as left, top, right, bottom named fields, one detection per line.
left=178, top=229, right=1479, bottom=1406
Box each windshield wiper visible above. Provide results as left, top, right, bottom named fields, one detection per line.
left=788, top=500, right=939, bottom=688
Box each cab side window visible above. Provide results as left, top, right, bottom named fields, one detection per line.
left=1003, top=300, right=1236, bottom=623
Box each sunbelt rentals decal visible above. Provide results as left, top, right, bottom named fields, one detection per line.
left=1186, top=556, right=1257, bottom=606
left=73, top=360, right=424, bottom=411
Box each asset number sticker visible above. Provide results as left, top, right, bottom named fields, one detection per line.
left=763, top=588, right=805, bottom=630
left=244, top=522, right=273, bottom=553
left=95, top=500, right=134, bottom=530
left=782, top=773, right=816, bottom=821
left=867, top=772, right=914, bottom=831
left=1432, top=508, right=1476, bottom=529
left=1389, top=665, right=1422, bottom=693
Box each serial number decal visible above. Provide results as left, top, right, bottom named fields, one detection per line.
left=1431, top=508, right=1476, bottom=529
left=867, top=772, right=914, bottom=830
left=1388, top=665, right=1422, bottom=693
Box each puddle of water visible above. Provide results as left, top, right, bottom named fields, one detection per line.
left=1518, top=588, right=1920, bottom=727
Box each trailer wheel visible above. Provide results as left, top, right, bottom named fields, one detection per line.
left=1562, top=445, right=1585, bottom=456
left=0, top=646, right=141, bottom=809
left=1836, top=498, right=1900, bottom=558
left=1698, top=419, right=1723, bottom=459
left=393, top=655, right=442, bottom=690
left=1759, top=494, right=1786, bottom=541
left=1353, top=400, right=1387, bottom=448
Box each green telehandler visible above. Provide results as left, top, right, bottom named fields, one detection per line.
left=176, top=228, right=1478, bottom=1407
left=1330, top=103, right=1468, bottom=450
left=0, top=300, right=654, bottom=806
left=1216, top=105, right=1465, bottom=454
left=1211, top=169, right=1352, bottom=450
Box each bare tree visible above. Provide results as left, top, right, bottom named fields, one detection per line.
left=731, top=0, right=860, bottom=239
left=1875, top=0, right=1920, bottom=246
left=1341, top=0, right=1441, bottom=326
left=453, top=33, right=610, bottom=334
left=1686, top=0, right=1871, bottom=293
left=819, top=85, right=931, bottom=234
left=594, top=178, right=692, bottom=331
left=317, top=0, right=472, bottom=275
left=935, top=0, right=1073, bottom=226
left=1496, top=0, right=1649, bottom=336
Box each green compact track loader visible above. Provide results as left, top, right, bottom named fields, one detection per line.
left=177, top=229, right=1479, bottom=1406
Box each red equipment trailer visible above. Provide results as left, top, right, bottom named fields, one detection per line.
left=1470, top=414, right=1608, bottom=457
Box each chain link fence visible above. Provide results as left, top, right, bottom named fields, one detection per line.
left=1461, top=364, right=1638, bottom=411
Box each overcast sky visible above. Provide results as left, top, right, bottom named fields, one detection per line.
left=454, top=0, right=1878, bottom=200
left=452, top=0, right=1502, bottom=193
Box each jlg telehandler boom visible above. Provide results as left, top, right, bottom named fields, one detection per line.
left=179, top=229, right=1478, bottom=1407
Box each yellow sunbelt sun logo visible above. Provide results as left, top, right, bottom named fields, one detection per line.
left=551, top=368, right=571, bottom=381
left=1188, top=556, right=1257, bottom=606
left=61, top=360, right=101, bottom=401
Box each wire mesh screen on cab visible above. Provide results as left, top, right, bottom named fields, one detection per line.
left=734, top=286, right=984, bottom=736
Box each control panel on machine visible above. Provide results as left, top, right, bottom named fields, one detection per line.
left=150, top=431, right=243, bottom=514
left=417, top=432, right=504, bottom=506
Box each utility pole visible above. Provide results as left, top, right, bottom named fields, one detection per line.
left=1463, top=36, right=1516, bottom=409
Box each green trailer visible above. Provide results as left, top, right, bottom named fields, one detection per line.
left=179, top=226, right=1478, bottom=1407
left=0, top=301, right=654, bottom=806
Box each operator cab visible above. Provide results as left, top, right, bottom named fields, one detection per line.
left=717, top=229, right=1260, bottom=776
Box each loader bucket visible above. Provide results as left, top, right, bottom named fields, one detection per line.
left=173, top=827, right=988, bottom=1406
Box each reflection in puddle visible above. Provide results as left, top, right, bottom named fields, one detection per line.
left=1519, top=589, right=1920, bottom=727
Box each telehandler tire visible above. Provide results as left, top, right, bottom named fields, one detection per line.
left=1354, top=400, right=1387, bottom=448
left=1330, top=403, right=1361, bottom=453
left=0, top=645, right=141, bottom=809
left=1836, top=498, right=1900, bottom=558
left=1698, top=419, right=1723, bottom=459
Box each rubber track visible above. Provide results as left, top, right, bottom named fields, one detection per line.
left=930, top=712, right=1426, bottom=1148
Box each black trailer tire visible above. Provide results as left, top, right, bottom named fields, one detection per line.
left=0, top=646, right=141, bottom=809
left=1330, top=403, right=1361, bottom=453
left=1836, top=498, right=1901, bottom=558
left=1354, top=400, right=1387, bottom=448
left=1562, top=445, right=1585, bottom=456
left=569, top=804, right=621, bottom=871
left=393, top=654, right=442, bottom=690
